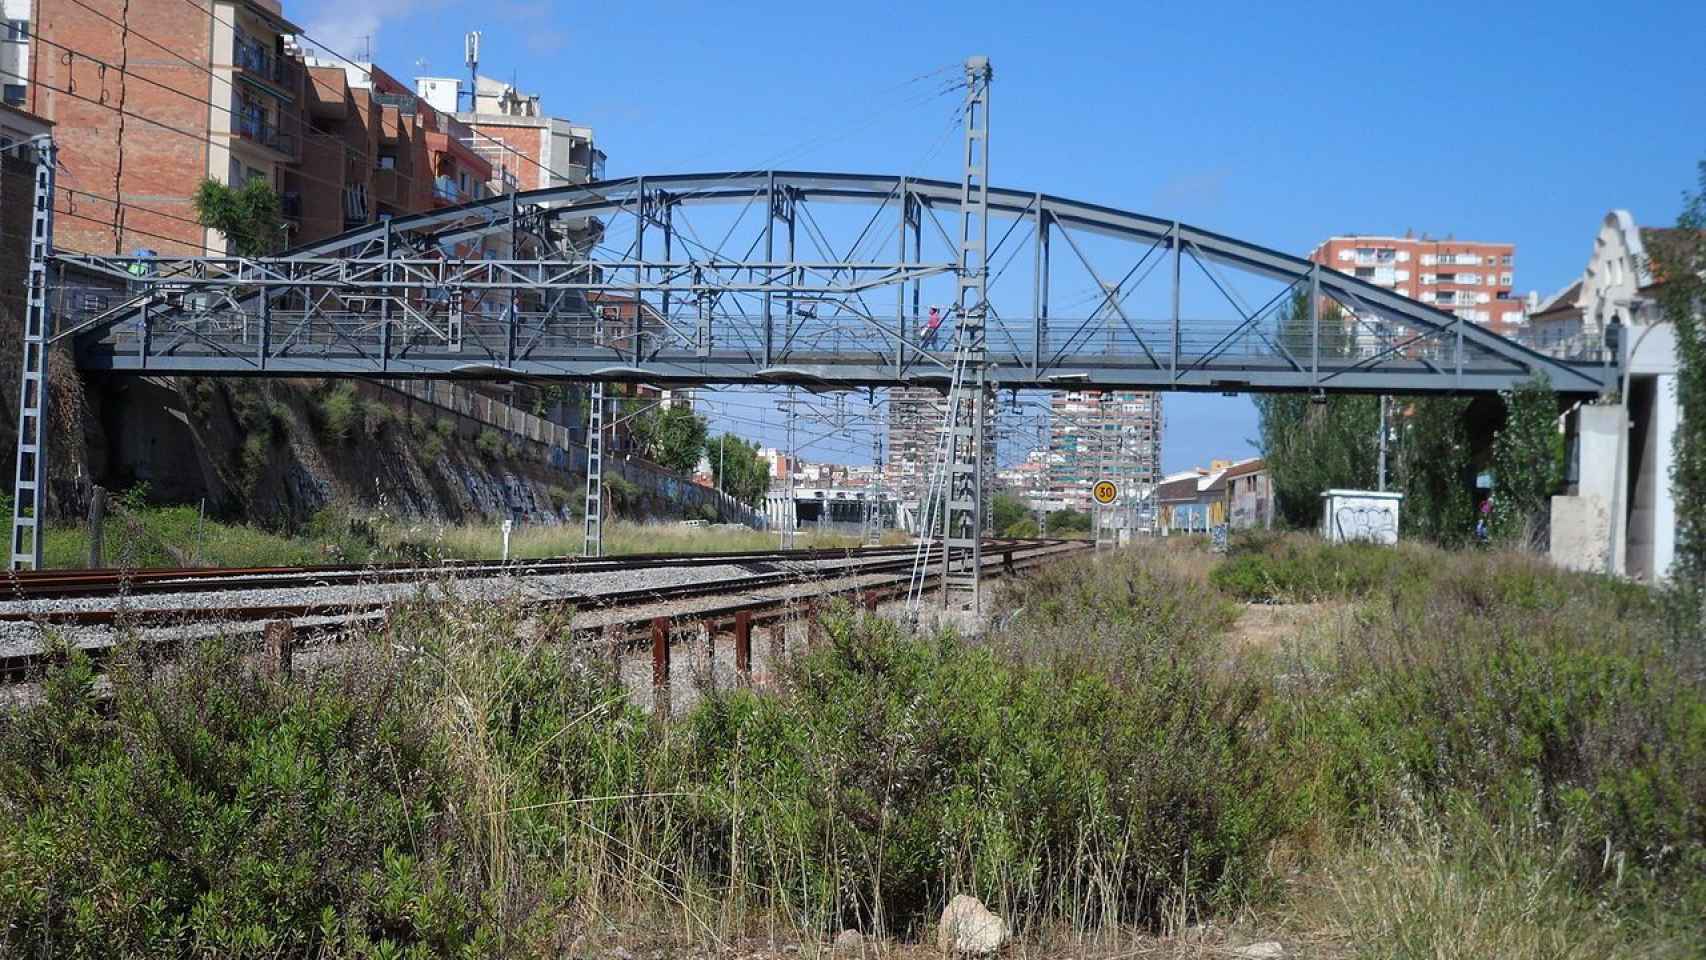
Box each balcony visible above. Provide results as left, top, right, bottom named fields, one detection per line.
left=234, top=114, right=296, bottom=160
left=307, top=66, right=349, bottom=120
left=432, top=175, right=465, bottom=206
left=233, top=34, right=296, bottom=99
left=374, top=92, right=419, bottom=117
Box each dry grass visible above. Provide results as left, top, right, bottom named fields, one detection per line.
left=4, top=530, right=1699, bottom=958
left=407, top=519, right=908, bottom=561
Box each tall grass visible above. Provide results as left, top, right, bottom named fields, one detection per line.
left=43, top=509, right=899, bottom=571
left=0, top=533, right=1700, bottom=957
left=420, top=519, right=901, bottom=560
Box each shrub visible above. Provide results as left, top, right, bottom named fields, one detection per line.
left=358, top=398, right=394, bottom=438
left=1208, top=537, right=1429, bottom=603
left=476, top=428, right=503, bottom=460
left=682, top=606, right=1288, bottom=936
left=1002, top=518, right=1040, bottom=538
left=0, top=637, right=478, bottom=954
left=1273, top=546, right=1706, bottom=925
left=315, top=383, right=359, bottom=443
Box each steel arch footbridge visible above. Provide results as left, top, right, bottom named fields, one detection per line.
left=56, top=170, right=1611, bottom=395
left=12, top=58, right=1618, bottom=603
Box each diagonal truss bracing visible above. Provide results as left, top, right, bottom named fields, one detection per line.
left=53, top=171, right=1615, bottom=398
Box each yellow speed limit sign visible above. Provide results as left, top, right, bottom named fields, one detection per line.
left=1092, top=480, right=1119, bottom=505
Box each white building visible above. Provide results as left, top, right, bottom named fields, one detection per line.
left=1538, top=211, right=1685, bottom=581
left=0, top=0, right=28, bottom=108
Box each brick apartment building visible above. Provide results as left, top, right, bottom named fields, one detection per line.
left=6, top=0, right=615, bottom=501
left=17, top=0, right=600, bottom=258
left=415, top=74, right=604, bottom=193
left=1046, top=390, right=1161, bottom=511
left=1307, top=234, right=1523, bottom=333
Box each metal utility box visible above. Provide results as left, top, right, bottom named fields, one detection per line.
left=1320, top=489, right=1404, bottom=545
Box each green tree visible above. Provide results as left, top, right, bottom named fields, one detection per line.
left=1395, top=396, right=1475, bottom=544
left=1002, top=517, right=1041, bottom=538
left=1045, top=508, right=1091, bottom=536
left=704, top=432, right=770, bottom=508
left=1646, top=162, right=1706, bottom=611
left=192, top=178, right=285, bottom=256
left=630, top=403, right=708, bottom=474
left=1490, top=376, right=1561, bottom=547
left=991, top=492, right=1031, bottom=533
left=1254, top=293, right=1382, bottom=527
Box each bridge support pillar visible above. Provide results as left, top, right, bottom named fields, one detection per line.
left=1552, top=371, right=1680, bottom=581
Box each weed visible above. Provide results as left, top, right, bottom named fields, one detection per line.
left=315, top=383, right=360, bottom=443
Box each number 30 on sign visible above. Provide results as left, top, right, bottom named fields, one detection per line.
left=1092, top=481, right=1119, bottom=505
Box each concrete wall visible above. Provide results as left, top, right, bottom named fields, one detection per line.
left=1551, top=403, right=1624, bottom=573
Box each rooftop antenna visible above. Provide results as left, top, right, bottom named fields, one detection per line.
left=357, top=35, right=371, bottom=62
left=464, top=31, right=481, bottom=112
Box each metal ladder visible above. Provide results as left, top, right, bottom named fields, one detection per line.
left=905, top=348, right=971, bottom=614
left=582, top=381, right=605, bottom=557
left=10, top=138, right=55, bottom=571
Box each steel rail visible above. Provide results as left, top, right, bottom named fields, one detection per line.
left=0, top=539, right=1091, bottom=682
left=0, top=538, right=1058, bottom=625
left=0, top=542, right=948, bottom=602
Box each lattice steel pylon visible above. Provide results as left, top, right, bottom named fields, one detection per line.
left=780, top=386, right=798, bottom=549
left=864, top=394, right=883, bottom=546
left=10, top=137, right=55, bottom=571
left=939, top=55, right=993, bottom=612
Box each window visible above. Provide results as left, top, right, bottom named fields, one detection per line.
left=1499, top=272, right=1513, bottom=286
left=1396, top=250, right=1411, bottom=263
left=1420, top=254, right=1437, bottom=266
left=1355, top=266, right=1375, bottom=278
left=4, top=19, right=27, bottom=41
left=1420, top=273, right=1436, bottom=284
left=1501, top=254, right=1513, bottom=266
left=1457, top=272, right=1480, bottom=284
left=1, top=84, right=22, bottom=107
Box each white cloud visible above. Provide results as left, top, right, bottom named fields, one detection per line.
left=299, top=0, right=447, bottom=64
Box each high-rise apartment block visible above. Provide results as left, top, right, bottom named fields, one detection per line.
left=883, top=386, right=996, bottom=520
left=1046, top=390, right=1161, bottom=510
left=1307, top=234, right=1523, bottom=331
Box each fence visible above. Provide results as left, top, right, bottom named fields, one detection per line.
left=371, top=379, right=762, bottom=527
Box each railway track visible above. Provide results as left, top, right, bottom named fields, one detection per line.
left=0, top=539, right=1091, bottom=682
left=0, top=542, right=951, bottom=602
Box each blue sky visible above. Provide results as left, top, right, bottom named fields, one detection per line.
left=293, top=0, right=1705, bottom=472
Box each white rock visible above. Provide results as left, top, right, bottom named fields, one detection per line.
left=1232, top=942, right=1283, bottom=959
left=936, top=894, right=1006, bottom=954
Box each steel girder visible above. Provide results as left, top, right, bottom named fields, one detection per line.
left=56, top=170, right=1620, bottom=397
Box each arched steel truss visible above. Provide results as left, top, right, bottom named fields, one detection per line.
left=54, top=170, right=1617, bottom=396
